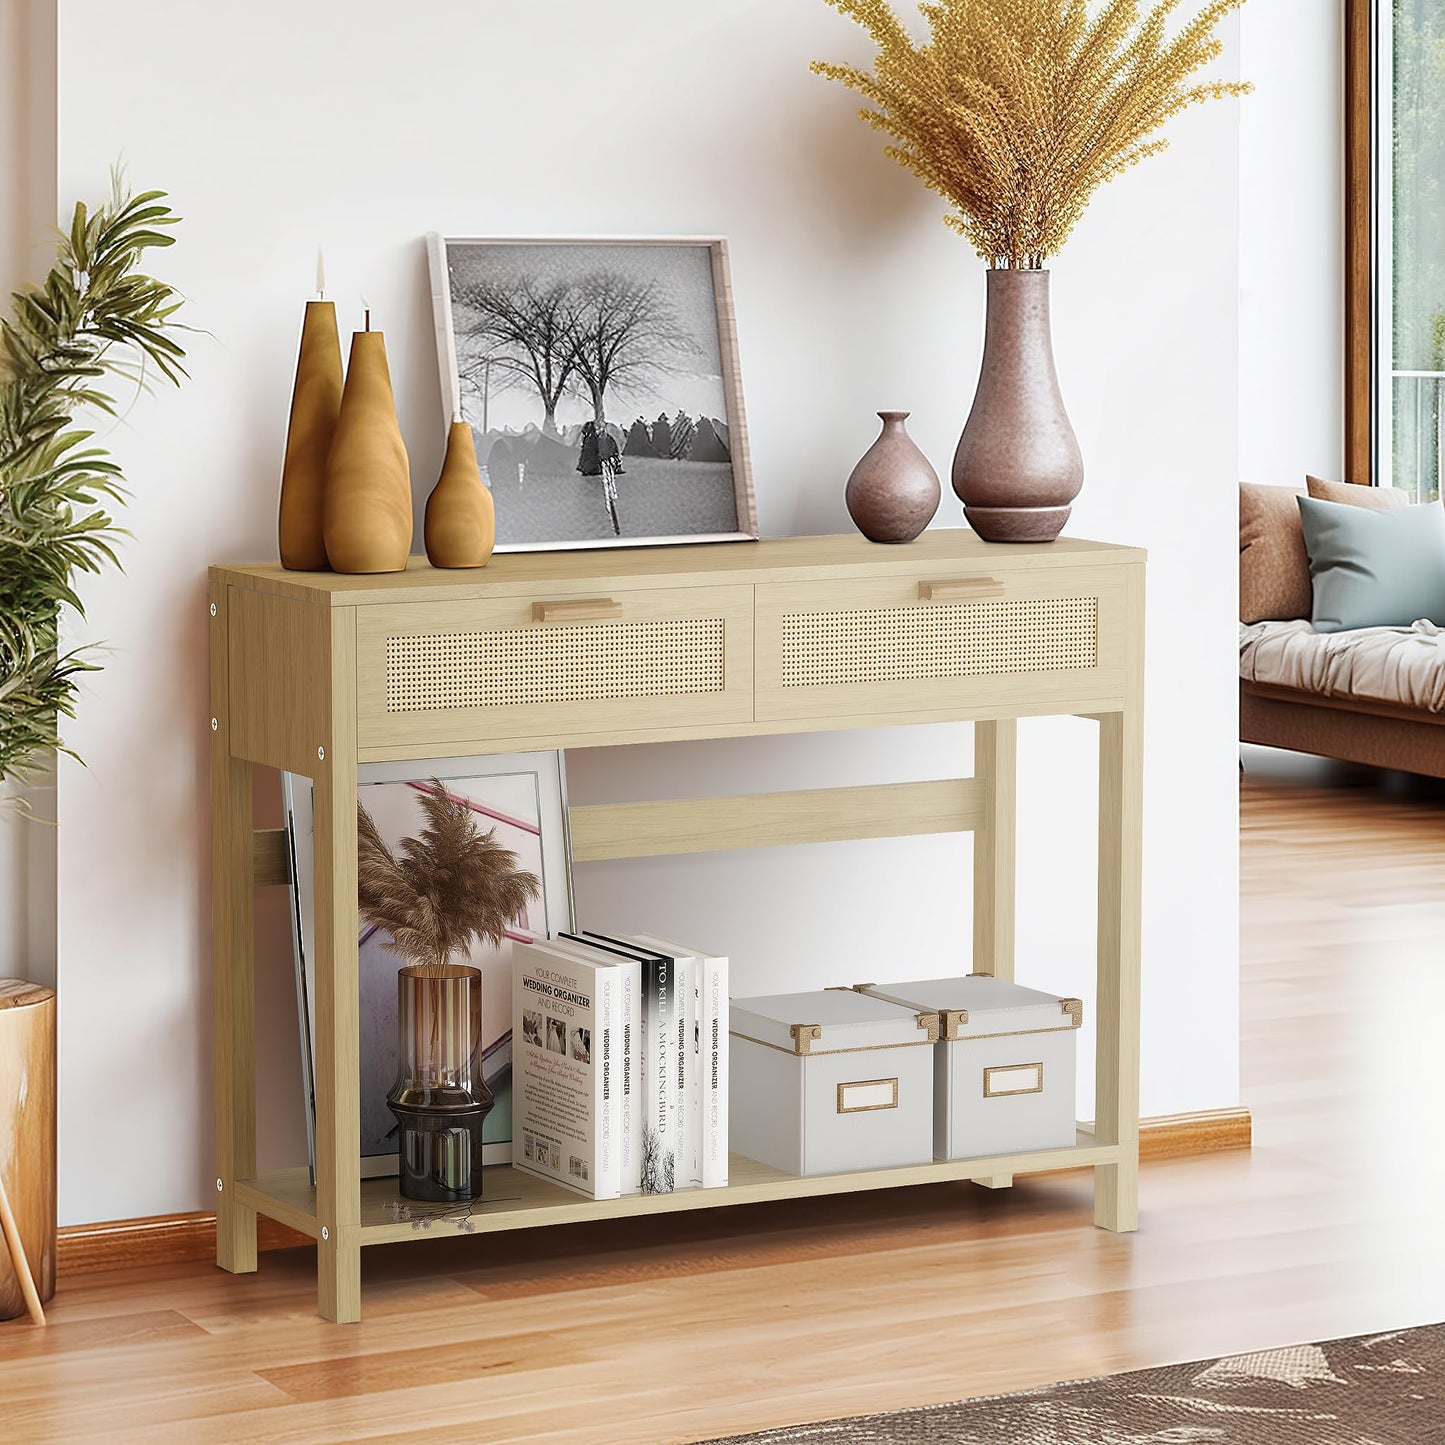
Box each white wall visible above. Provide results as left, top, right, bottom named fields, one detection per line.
left=52, top=0, right=1243, bottom=1224
left=1240, top=0, right=1345, bottom=486
left=0, top=0, right=58, bottom=994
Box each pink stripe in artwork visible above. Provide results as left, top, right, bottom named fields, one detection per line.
left=405, top=779, right=541, bottom=836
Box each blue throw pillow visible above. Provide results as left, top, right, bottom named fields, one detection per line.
left=1297, top=494, right=1445, bottom=633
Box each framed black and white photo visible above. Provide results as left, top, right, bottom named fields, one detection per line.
left=427, top=235, right=758, bottom=552
left=284, top=752, right=573, bottom=1179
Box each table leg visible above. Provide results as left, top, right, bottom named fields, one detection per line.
left=971, top=718, right=1017, bottom=1190
left=313, top=609, right=362, bottom=1322
left=211, top=583, right=257, bottom=1274
left=972, top=718, right=1017, bottom=983
left=1094, top=705, right=1142, bottom=1233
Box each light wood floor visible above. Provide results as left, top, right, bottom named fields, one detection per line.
left=4, top=752, right=1444, bottom=1444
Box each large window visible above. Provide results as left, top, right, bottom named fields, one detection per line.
left=1355, top=1, right=1445, bottom=499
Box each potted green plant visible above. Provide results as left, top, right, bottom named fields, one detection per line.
left=0, top=178, right=186, bottom=803
left=812, top=0, right=1250, bottom=540
left=0, top=177, right=184, bottom=1324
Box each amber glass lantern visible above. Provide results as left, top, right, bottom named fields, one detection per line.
left=386, top=963, right=494, bottom=1202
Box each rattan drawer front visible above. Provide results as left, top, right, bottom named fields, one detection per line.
left=385, top=617, right=726, bottom=712
left=756, top=567, right=1128, bottom=722
left=357, top=585, right=753, bottom=752
left=780, top=594, right=1098, bottom=689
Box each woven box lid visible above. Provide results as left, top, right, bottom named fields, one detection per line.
left=731, top=988, right=937, bottom=1056
left=860, top=976, right=1081, bottom=1041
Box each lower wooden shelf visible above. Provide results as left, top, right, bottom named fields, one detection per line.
left=235, top=1131, right=1120, bottom=1248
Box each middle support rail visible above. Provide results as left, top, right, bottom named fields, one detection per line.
left=568, top=778, right=985, bottom=862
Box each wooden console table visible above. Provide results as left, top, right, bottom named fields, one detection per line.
left=209, top=531, right=1144, bottom=1323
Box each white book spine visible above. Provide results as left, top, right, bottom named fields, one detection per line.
left=686, top=958, right=702, bottom=1188
left=673, top=957, right=695, bottom=1189
left=701, top=953, right=729, bottom=1188
left=632, top=935, right=727, bottom=1191
left=618, top=958, right=643, bottom=1194
left=641, top=956, right=678, bottom=1193
left=595, top=966, right=622, bottom=1201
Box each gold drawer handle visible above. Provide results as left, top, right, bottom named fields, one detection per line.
left=919, top=577, right=1006, bottom=602
left=531, top=597, right=624, bottom=624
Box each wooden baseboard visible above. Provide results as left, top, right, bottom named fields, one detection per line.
left=56, top=1107, right=1252, bottom=1278
left=1125, top=1106, right=1251, bottom=1161
left=57, top=1210, right=310, bottom=1276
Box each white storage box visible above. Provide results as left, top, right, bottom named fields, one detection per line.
left=860, top=977, right=1081, bottom=1160
left=729, top=989, right=937, bottom=1178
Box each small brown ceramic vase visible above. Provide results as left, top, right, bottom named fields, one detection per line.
left=952, top=269, right=1083, bottom=543
left=845, top=411, right=940, bottom=543
left=425, top=421, right=496, bottom=568
left=323, top=330, right=412, bottom=574
left=278, top=300, right=343, bottom=571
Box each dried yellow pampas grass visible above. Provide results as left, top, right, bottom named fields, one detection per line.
left=357, top=781, right=540, bottom=970
left=812, top=0, right=1250, bottom=269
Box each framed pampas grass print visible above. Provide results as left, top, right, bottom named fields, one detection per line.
left=284, top=752, right=573, bottom=1180
left=427, top=235, right=758, bottom=552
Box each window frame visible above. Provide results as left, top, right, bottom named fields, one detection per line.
left=1345, top=0, right=1373, bottom=487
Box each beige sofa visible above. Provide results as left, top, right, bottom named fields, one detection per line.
left=1239, top=479, right=1445, bottom=778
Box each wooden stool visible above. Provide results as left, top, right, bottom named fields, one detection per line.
left=0, top=980, right=55, bottom=1325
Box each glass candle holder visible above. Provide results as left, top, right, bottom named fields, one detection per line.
left=386, top=963, right=494, bottom=1202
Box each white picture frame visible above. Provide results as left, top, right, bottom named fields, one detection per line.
left=284, top=751, right=574, bottom=1180
left=427, top=233, right=759, bottom=552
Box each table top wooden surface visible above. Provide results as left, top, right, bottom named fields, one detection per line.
left=211, top=530, right=1146, bottom=607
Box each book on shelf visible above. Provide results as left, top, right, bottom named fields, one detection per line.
left=546, top=934, right=643, bottom=1194
left=587, top=932, right=729, bottom=1193
left=511, top=940, right=622, bottom=1200
left=633, top=935, right=728, bottom=1190
left=575, top=932, right=682, bottom=1195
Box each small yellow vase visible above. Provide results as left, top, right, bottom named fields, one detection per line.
left=323, top=330, right=412, bottom=574
left=278, top=300, right=343, bottom=571
left=425, top=421, right=496, bottom=569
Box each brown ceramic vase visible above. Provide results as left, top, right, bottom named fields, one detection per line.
left=845, top=411, right=940, bottom=543
left=425, top=421, right=496, bottom=569
left=952, top=269, right=1083, bottom=543
left=323, top=330, right=412, bottom=574
left=278, top=300, right=343, bottom=571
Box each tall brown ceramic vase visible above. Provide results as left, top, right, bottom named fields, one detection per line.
left=425, top=421, right=495, bottom=568
left=277, top=300, right=343, bottom=571
left=324, top=330, right=412, bottom=574
left=952, top=269, right=1083, bottom=543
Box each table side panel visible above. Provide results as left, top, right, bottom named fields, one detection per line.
left=227, top=585, right=333, bottom=776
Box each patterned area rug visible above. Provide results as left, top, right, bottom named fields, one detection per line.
left=701, top=1324, right=1445, bottom=1444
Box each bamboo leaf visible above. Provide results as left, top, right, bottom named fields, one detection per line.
left=0, top=175, right=187, bottom=790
